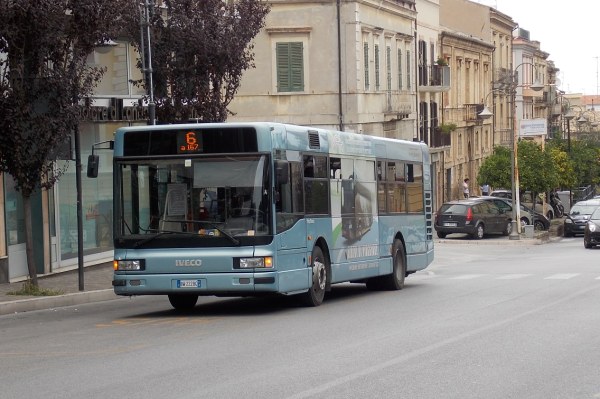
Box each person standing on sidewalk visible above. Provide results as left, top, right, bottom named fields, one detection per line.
left=463, top=178, right=470, bottom=198
left=481, top=183, right=490, bottom=196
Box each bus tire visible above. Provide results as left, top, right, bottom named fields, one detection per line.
left=381, top=240, right=406, bottom=290
left=168, top=294, right=198, bottom=310
left=366, top=240, right=406, bottom=291
left=300, top=246, right=328, bottom=307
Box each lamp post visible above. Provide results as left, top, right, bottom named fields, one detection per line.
left=480, top=63, right=544, bottom=238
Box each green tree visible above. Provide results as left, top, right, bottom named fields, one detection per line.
left=569, top=139, right=600, bottom=187
left=0, top=0, right=136, bottom=284
left=477, top=146, right=512, bottom=190
left=518, top=140, right=559, bottom=196
left=548, top=147, right=576, bottom=189
left=123, top=0, right=270, bottom=123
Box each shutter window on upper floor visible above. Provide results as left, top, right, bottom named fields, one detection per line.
left=276, top=42, right=304, bottom=92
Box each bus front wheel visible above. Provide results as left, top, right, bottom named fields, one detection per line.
left=168, top=294, right=198, bottom=310
left=300, top=246, right=328, bottom=307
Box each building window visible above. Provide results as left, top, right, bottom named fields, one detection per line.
left=398, top=49, right=403, bottom=90
left=386, top=45, right=392, bottom=91
left=364, top=42, right=370, bottom=90
left=406, top=50, right=411, bottom=89
left=375, top=44, right=380, bottom=90
left=4, top=174, right=25, bottom=246
left=276, top=42, right=304, bottom=92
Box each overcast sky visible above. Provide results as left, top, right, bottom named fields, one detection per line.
left=476, top=0, right=597, bottom=95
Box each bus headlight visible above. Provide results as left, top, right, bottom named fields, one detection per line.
left=237, top=257, right=273, bottom=269
left=114, top=260, right=144, bottom=271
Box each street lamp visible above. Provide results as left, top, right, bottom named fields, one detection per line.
left=483, top=63, right=544, bottom=238
left=511, top=63, right=544, bottom=238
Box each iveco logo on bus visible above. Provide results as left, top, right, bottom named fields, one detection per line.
left=175, top=259, right=202, bottom=267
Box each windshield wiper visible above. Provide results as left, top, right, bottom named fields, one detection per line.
left=196, top=221, right=240, bottom=246
left=132, top=220, right=240, bottom=247
left=132, top=230, right=175, bottom=248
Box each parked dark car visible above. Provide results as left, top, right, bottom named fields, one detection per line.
left=563, top=199, right=600, bottom=237
left=480, top=196, right=549, bottom=231
left=434, top=198, right=512, bottom=239
left=584, top=207, right=600, bottom=248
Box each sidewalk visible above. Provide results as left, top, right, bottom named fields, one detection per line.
left=0, top=262, right=119, bottom=316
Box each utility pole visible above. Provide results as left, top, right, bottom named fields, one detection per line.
left=595, top=56, right=599, bottom=97
left=141, top=0, right=156, bottom=125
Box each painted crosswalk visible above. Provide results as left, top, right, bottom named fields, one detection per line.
left=544, top=273, right=580, bottom=280
left=497, top=274, right=533, bottom=280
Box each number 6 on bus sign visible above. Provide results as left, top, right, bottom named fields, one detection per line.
left=177, top=280, right=200, bottom=288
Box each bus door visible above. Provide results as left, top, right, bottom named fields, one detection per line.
left=274, top=159, right=305, bottom=251
left=330, top=158, right=379, bottom=280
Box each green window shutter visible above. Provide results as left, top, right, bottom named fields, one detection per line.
left=277, top=42, right=304, bottom=92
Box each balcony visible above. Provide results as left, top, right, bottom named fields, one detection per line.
left=430, top=126, right=451, bottom=148
left=418, top=65, right=451, bottom=93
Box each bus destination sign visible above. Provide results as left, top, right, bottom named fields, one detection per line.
left=178, top=130, right=203, bottom=154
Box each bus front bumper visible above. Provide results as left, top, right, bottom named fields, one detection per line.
left=113, top=271, right=280, bottom=296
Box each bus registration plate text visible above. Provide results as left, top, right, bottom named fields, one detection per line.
left=177, top=279, right=201, bottom=288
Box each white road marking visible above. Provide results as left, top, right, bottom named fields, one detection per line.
left=497, top=274, right=533, bottom=280
left=544, top=273, right=580, bottom=280
left=451, top=274, right=486, bottom=280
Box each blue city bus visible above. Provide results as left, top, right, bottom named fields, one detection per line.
left=102, top=122, right=434, bottom=309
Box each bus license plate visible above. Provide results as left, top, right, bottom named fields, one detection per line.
left=177, top=279, right=200, bottom=288
left=444, top=222, right=457, bottom=227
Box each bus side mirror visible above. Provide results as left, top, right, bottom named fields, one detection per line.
left=275, top=160, right=289, bottom=185
left=87, top=154, right=99, bottom=178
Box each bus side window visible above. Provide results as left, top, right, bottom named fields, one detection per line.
left=406, top=163, right=424, bottom=213
left=304, top=155, right=329, bottom=214
left=330, top=157, right=341, bottom=179
left=303, top=156, right=314, bottom=177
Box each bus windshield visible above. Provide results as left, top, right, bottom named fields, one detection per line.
left=116, top=154, right=271, bottom=244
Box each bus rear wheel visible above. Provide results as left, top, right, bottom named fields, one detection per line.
left=168, top=294, right=198, bottom=310
left=300, top=246, right=328, bottom=307
left=366, top=240, right=406, bottom=290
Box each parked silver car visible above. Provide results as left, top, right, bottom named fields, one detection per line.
left=490, top=189, right=555, bottom=220
left=481, top=196, right=550, bottom=230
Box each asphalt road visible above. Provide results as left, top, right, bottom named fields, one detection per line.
left=1, top=237, right=599, bottom=399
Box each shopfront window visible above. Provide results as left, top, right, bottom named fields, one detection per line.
left=56, top=123, right=118, bottom=260
left=4, top=174, right=25, bottom=246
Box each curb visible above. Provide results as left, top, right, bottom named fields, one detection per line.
left=436, top=235, right=562, bottom=245
left=0, top=289, right=121, bottom=316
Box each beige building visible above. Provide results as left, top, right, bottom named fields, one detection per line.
left=415, top=0, right=451, bottom=210
left=438, top=0, right=495, bottom=201
left=228, top=0, right=418, bottom=140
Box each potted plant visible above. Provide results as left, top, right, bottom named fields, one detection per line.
left=438, top=122, right=457, bottom=134
left=436, top=57, right=448, bottom=66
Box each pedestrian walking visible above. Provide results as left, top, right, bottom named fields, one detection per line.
left=463, top=178, right=470, bottom=199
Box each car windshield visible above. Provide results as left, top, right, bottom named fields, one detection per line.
left=591, top=208, right=600, bottom=219
left=570, top=204, right=599, bottom=216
